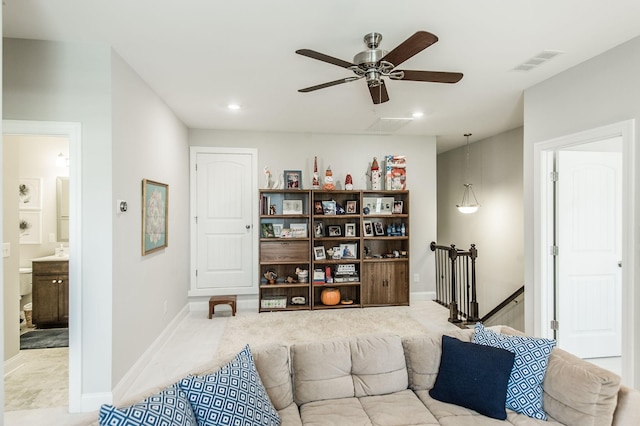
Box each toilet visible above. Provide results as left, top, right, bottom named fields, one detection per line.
left=19, top=267, right=33, bottom=296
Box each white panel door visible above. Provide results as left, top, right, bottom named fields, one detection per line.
left=557, top=150, right=621, bottom=358
left=195, top=152, right=254, bottom=293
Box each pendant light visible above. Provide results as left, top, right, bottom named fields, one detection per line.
left=456, top=133, right=480, bottom=214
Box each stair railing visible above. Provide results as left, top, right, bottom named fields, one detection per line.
left=430, top=242, right=479, bottom=324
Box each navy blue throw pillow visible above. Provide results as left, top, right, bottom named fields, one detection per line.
left=429, top=335, right=515, bottom=420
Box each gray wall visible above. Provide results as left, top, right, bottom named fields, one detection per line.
left=111, top=52, right=189, bottom=387
left=189, top=130, right=439, bottom=299
left=437, top=127, right=524, bottom=317
left=3, top=38, right=190, bottom=409
left=524, top=35, right=640, bottom=387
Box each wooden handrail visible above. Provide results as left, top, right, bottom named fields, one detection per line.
left=480, top=285, right=525, bottom=323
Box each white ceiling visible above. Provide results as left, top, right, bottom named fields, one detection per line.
left=4, top=0, right=640, bottom=152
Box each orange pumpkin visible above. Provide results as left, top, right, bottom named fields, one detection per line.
left=321, top=287, right=341, bottom=306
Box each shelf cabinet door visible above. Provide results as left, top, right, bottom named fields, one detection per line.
left=362, top=261, right=408, bottom=306
left=32, top=274, right=63, bottom=325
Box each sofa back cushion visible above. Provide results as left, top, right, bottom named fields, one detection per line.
left=253, top=343, right=294, bottom=411
left=291, top=334, right=409, bottom=405
left=542, top=347, right=621, bottom=426
left=402, top=330, right=473, bottom=390
left=351, top=334, right=408, bottom=397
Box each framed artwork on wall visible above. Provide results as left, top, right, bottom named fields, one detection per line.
left=19, top=211, right=42, bottom=244
left=142, top=179, right=169, bottom=255
left=19, top=177, right=42, bottom=210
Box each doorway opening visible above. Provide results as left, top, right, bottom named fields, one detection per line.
left=2, top=120, right=82, bottom=412
left=534, top=120, right=635, bottom=386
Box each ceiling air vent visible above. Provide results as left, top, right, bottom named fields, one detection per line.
left=366, top=118, right=413, bottom=133
left=513, top=50, right=563, bottom=72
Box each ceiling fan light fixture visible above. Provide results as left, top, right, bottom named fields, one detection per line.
left=412, top=111, right=424, bottom=118
left=227, top=103, right=241, bottom=111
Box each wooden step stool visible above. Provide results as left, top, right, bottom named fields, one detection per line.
left=208, top=295, right=237, bottom=319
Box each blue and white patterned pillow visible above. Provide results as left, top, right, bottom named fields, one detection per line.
left=473, top=323, right=556, bottom=420
left=99, top=382, right=197, bottom=426
left=179, top=344, right=281, bottom=426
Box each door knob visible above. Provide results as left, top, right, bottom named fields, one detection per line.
left=52, top=280, right=57, bottom=284
left=246, top=225, right=251, bottom=229
left=618, top=261, right=622, bottom=268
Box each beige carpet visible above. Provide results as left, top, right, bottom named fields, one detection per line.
left=215, top=305, right=438, bottom=360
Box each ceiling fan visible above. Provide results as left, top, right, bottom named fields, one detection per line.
left=296, top=31, right=463, bottom=104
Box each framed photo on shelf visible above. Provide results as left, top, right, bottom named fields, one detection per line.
left=374, top=221, right=385, bottom=236
left=346, top=200, right=357, bottom=214
left=284, top=170, right=302, bottom=189
left=272, top=223, right=284, bottom=237
left=363, top=220, right=374, bottom=237
left=282, top=199, right=303, bottom=215
left=314, top=221, right=324, bottom=237
left=339, top=243, right=357, bottom=259
left=322, top=200, right=337, bottom=215
left=328, top=225, right=342, bottom=237
left=393, top=200, right=404, bottom=214
left=314, top=200, right=324, bottom=214
left=332, top=246, right=342, bottom=259
left=362, top=196, right=394, bottom=215
left=290, top=223, right=307, bottom=238
left=314, top=246, right=326, bottom=260
left=345, top=223, right=356, bottom=237
left=142, top=179, right=169, bottom=255
left=261, top=223, right=275, bottom=238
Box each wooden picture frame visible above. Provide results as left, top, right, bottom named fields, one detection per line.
left=142, top=179, right=169, bottom=255
left=346, top=200, right=357, bottom=214
left=393, top=200, right=404, bottom=214
left=284, top=170, right=302, bottom=189
left=314, top=221, right=324, bottom=237
left=314, top=200, right=324, bottom=214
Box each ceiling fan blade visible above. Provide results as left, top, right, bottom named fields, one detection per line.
left=381, top=31, right=438, bottom=68
left=296, top=49, right=356, bottom=69
left=397, top=70, right=463, bottom=83
left=369, top=80, right=390, bottom=104
left=298, top=77, right=358, bottom=93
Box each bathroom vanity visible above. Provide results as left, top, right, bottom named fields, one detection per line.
left=31, top=257, right=69, bottom=327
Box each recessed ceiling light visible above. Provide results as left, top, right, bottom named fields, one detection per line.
left=227, top=103, right=241, bottom=111
left=412, top=112, right=424, bottom=118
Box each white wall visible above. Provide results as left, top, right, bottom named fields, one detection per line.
left=111, top=53, right=189, bottom=386
left=437, top=127, right=524, bottom=317
left=189, top=130, right=438, bottom=299
left=524, top=35, right=640, bottom=386
left=3, top=37, right=114, bottom=406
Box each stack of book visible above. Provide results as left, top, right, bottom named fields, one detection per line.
left=334, top=264, right=359, bottom=283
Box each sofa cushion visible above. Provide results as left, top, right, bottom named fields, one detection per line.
left=178, top=345, right=280, bottom=426
left=429, top=335, right=515, bottom=420
left=252, top=343, right=294, bottom=411
left=98, top=382, right=197, bottom=426
left=299, top=397, right=372, bottom=426
left=350, top=334, right=408, bottom=397
left=416, top=390, right=564, bottom=426
left=359, top=389, right=439, bottom=425
left=542, top=347, right=621, bottom=426
left=402, top=330, right=473, bottom=391
left=292, top=337, right=354, bottom=405
left=473, top=323, right=555, bottom=420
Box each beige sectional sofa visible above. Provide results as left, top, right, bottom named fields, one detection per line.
left=106, top=326, right=640, bottom=425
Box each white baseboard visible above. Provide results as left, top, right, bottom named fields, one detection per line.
left=79, top=392, right=112, bottom=412
left=411, top=291, right=436, bottom=302
left=111, top=305, right=190, bottom=404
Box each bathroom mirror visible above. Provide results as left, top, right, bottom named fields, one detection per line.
left=56, top=176, right=69, bottom=242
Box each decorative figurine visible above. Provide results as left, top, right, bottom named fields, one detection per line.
left=312, top=156, right=320, bottom=189
left=371, top=157, right=382, bottom=190
left=345, top=173, right=353, bottom=190
left=264, top=270, right=277, bottom=284
left=263, top=166, right=273, bottom=189
left=322, top=166, right=335, bottom=191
